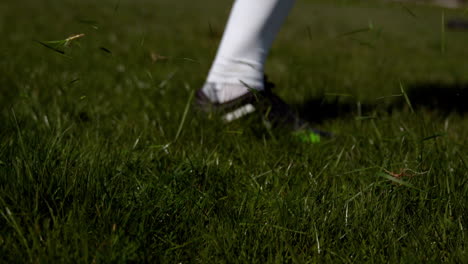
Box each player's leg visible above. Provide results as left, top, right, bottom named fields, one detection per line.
left=196, top=0, right=330, bottom=140
left=202, top=0, right=296, bottom=104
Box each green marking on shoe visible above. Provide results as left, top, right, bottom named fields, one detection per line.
left=309, top=132, right=321, bottom=143
left=294, top=131, right=321, bottom=144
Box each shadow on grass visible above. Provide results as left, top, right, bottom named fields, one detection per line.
left=295, top=82, right=468, bottom=123
left=405, top=82, right=468, bottom=113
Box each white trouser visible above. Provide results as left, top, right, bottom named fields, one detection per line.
left=203, top=0, right=295, bottom=103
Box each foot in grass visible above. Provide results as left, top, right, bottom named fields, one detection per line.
left=195, top=76, right=332, bottom=143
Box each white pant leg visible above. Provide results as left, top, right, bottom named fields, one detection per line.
left=203, top=0, right=295, bottom=103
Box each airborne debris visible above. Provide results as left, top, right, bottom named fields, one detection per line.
left=36, top=33, right=85, bottom=55
left=64, top=33, right=86, bottom=46
left=150, top=51, right=168, bottom=63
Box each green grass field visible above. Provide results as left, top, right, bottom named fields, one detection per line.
left=1, top=0, right=467, bottom=262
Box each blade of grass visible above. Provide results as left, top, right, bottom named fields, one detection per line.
left=35, top=40, right=65, bottom=54
left=99, top=47, right=112, bottom=54
left=307, top=25, right=312, bottom=40
left=399, top=3, right=417, bottom=18
left=421, top=133, right=446, bottom=141
left=0, top=207, right=32, bottom=262
left=399, top=81, right=414, bottom=113
left=338, top=27, right=371, bottom=37
left=174, top=89, right=194, bottom=142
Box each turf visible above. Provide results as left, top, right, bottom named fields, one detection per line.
left=0, top=0, right=467, bottom=262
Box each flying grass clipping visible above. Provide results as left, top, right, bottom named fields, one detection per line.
left=36, top=33, right=85, bottom=55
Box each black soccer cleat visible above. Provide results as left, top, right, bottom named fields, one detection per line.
left=195, top=76, right=332, bottom=142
